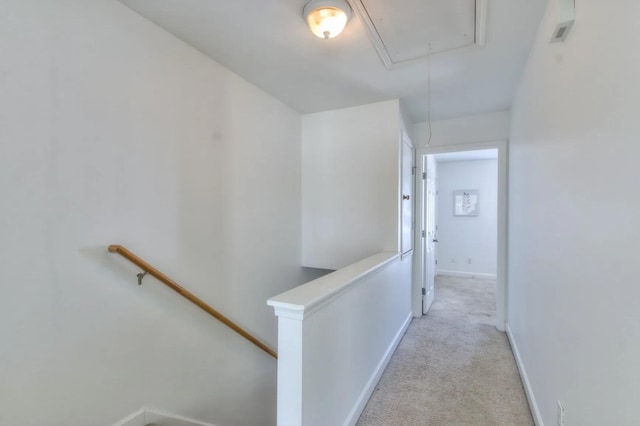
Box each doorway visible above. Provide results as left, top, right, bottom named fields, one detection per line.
left=413, top=141, right=508, bottom=331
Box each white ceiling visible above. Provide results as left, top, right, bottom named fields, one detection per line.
left=119, top=0, right=547, bottom=123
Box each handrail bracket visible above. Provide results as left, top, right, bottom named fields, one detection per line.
left=136, top=271, right=148, bottom=286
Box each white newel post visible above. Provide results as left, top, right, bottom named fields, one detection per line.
left=270, top=306, right=305, bottom=426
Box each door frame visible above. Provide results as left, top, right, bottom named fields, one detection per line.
left=400, top=131, right=415, bottom=258
left=412, top=139, right=508, bottom=331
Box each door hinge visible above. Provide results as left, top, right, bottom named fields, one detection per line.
left=422, top=172, right=426, bottom=180
left=412, top=166, right=416, bottom=175
left=421, top=230, right=426, bottom=238
left=435, top=259, right=438, bottom=265
left=422, top=288, right=426, bottom=295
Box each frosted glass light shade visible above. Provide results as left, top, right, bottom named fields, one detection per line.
left=303, top=0, right=352, bottom=39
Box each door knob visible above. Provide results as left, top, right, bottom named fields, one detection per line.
left=433, top=238, right=439, bottom=243
left=402, top=194, right=411, bottom=200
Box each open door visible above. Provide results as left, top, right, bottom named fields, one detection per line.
left=415, top=141, right=507, bottom=329
left=422, top=155, right=437, bottom=314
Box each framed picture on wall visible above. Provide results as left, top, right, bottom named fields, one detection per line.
left=454, top=190, right=479, bottom=216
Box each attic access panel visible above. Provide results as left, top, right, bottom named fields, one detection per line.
left=351, top=0, right=486, bottom=68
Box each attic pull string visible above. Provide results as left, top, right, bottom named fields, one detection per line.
left=426, top=42, right=432, bottom=147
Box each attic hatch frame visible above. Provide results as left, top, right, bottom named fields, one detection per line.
left=347, top=0, right=488, bottom=69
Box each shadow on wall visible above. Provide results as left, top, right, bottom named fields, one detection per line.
left=301, top=266, right=335, bottom=283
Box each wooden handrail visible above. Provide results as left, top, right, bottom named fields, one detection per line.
left=108, top=245, right=277, bottom=359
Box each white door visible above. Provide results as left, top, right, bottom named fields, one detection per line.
left=422, top=155, right=437, bottom=314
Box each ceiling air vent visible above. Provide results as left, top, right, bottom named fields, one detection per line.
left=348, top=0, right=487, bottom=69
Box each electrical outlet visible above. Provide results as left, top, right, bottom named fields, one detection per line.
left=557, top=400, right=565, bottom=426
left=467, top=258, right=472, bottom=264
left=451, top=258, right=455, bottom=263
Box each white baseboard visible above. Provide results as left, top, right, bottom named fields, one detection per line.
left=437, top=270, right=497, bottom=279
left=344, top=312, right=413, bottom=426
left=506, top=325, right=544, bottom=426
left=113, top=407, right=219, bottom=426
left=113, top=409, right=145, bottom=426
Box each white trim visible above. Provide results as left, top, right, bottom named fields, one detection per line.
left=412, top=154, right=425, bottom=318
left=145, top=408, right=220, bottom=426
left=112, top=409, right=145, bottom=426
left=268, top=252, right=400, bottom=320
left=346, top=0, right=394, bottom=68
left=422, top=140, right=506, bottom=155
left=475, top=0, right=488, bottom=46
left=437, top=270, right=497, bottom=279
left=112, top=408, right=219, bottom=426
left=344, top=312, right=413, bottom=426
left=414, top=140, right=508, bottom=331
left=268, top=304, right=305, bottom=321
left=400, top=249, right=413, bottom=260
left=506, top=325, right=544, bottom=426
left=400, top=130, right=415, bottom=257
left=347, top=0, right=487, bottom=69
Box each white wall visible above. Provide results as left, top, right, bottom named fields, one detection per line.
left=399, top=102, right=416, bottom=143
left=508, top=0, right=640, bottom=425
left=0, top=1, right=307, bottom=425
left=414, top=110, right=510, bottom=149
left=302, top=100, right=401, bottom=270
left=436, top=160, right=497, bottom=277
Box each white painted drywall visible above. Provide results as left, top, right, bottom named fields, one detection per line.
left=399, top=102, right=416, bottom=143
left=436, top=160, right=497, bottom=277
left=301, top=100, right=401, bottom=270
left=508, top=0, right=640, bottom=425
left=0, top=1, right=307, bottom=425
left=269, top=253, right=413, bottom=426
left=414, top=110, right=510, bottom=149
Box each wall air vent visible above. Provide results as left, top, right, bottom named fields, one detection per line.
left=550, top=0, right=575, bottom=43
left=347, top=0, right=487, bottom=69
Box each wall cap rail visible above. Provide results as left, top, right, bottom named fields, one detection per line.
left=267, top=251, right=400, bottom=320
left=108, top=244, right=277, bottom=359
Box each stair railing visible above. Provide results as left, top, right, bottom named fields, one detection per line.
left=108, top=244, right=277, bottom=359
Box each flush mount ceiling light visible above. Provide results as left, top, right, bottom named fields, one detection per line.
left=303, top=0, right=352, bottom=39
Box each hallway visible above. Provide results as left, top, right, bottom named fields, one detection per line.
left=357, top=276, right=533, bottom=425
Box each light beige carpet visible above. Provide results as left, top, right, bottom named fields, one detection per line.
left=357, top=275, right=533, bottom=426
